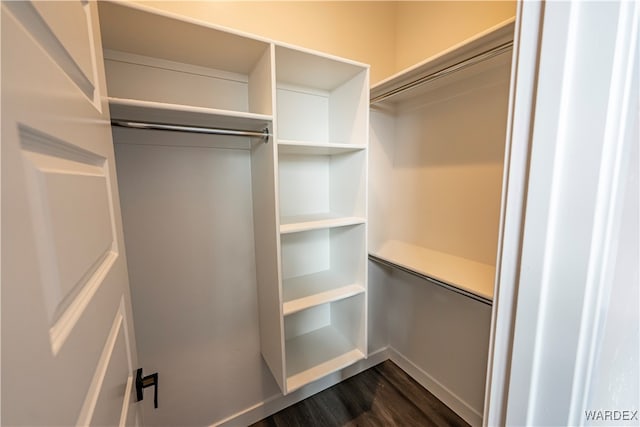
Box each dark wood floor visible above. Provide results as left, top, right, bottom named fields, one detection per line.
left=251, top=360, right=470, bottom=427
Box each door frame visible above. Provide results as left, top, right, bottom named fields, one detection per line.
left=485, top=0, right=639, bottom=425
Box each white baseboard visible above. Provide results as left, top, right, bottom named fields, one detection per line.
left=212, top=346, right=482, bottom=427
left=387, top=347, right=483, bottom=427
left=212, top=347, right=390, bottom=427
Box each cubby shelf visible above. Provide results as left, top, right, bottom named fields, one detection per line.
left=282, top=270, right=365, bottom=315
left=274, top=44, right=369, bottom=394
left=280, top=214, right=365, bottom=234
left=285, top=325, right=365, bottom=393
left=278, top=140, right=366, bottom=155
left=109, top=97, right=272, bottom=132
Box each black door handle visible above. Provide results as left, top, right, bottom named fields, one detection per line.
left=136, top=368, right=158, bottom=409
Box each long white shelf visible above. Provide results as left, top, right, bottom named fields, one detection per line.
left=283, top=270, right=364, bottom=315
left=280, top=213, right=365, bottom=234
left=278, top=139, right=366, bottom=155
left=371, top=240, right=495, bottom=301
left=109, top=97, right=272, bottom=131
left=285, top=325, right=364, bottom=393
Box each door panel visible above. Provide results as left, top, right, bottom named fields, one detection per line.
left=31, top=0, right=97, bottom=85
left=1, top=1, right=139, bottom=425
left=20, top=130, right=114, bottom=329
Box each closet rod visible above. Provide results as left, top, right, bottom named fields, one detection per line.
left=368, top=254, right=493, bottom=306
left=112, top=120, right=270, bottom=143
left=370, top=41, right=513, bottom=105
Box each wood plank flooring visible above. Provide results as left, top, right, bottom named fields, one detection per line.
left=251, top=360, right=470, bottom=427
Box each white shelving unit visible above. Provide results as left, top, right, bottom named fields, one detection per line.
left=368, top=19, right=514, bottom=302
left=271, top=46, right=370, bottom=393
left=99, top=1, right=273, bottom=148
left=98, top=1, right=369, bottom=397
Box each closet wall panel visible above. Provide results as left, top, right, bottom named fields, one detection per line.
left=114, top=128, right=280, bottom=426
left=386, top=269, right=492, bottom=424
left=389, top=57, right=510, bottom=266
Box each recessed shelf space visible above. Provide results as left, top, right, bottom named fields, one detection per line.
left=281, top=225, right=366, bottom=287
left=278, top=150, right=366, bottom=221
left=368, top=20, right=514, bottom=304
left=275, top=46, right=368, bottom=145
left=284, top=295, right=366, bottom=392
left=99, top=2, right=273, bottom=118
left=268, top=45, right=368, bottom=393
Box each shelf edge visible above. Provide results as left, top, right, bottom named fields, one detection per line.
left=368, top=254, right=493, bottom=305
left=283, top=284, right=365, bottom=316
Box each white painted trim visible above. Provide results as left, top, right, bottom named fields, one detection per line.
left=118, top=294, right=135, bottom=427
left=211, top=348, right=389, bottom=427
left=483, top=1, right=543, bottom=425
left=387, top=347, right=482, bottom=427
left=118, top=375, right=134, bottom=427
left=76, top=299, right=125, bottom=426
left=210, top=345, right=483, bottom=427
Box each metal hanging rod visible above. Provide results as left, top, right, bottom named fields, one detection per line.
left=370, top=41, right=514, bottom=105
left=368, top=254, right=493, bottom=306
left=112, top=120, right=270, bottom=143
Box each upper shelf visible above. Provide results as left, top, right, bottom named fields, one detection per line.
left=98, top=1, right=270, bottom=75
left=371, top=240, right=495, bottom=302
left=109, top=97, right=272, bottom=132
left=370, top=18, right=515, bottom=105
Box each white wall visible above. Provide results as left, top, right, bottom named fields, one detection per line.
left=113, top=129, right=280, bottom=426
left=385, top=270, right=493, bottom=425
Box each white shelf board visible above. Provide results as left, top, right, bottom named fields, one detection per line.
left=275, top=45, right=366, bottom=92
left=99, top=1, right=270, bottom=74
left=372, top=240, right=495, bottom=301
left=285, top=325, right=364, bottom=392
left=280, top=213, right=365, bottom=234
left=278, top=140, right=366, bottom=155
left=283, top=270, right=365, bottom=316
left=109, top=97, right=272, bottom=132
left=370, top=18, right=515, bottom=103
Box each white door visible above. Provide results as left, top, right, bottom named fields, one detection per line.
left=2, top=1, right=142, bottom=425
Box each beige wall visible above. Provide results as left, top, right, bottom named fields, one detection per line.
left=394, top=1, right=516, bottom=74
left=130, top=1, right=397, bottom=84
left=131, top=1, right=516, bottom=85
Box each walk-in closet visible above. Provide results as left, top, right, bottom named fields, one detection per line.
left=4, top=1, right=637, bottom=426
left=95, top=1, right=516, bottom=424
